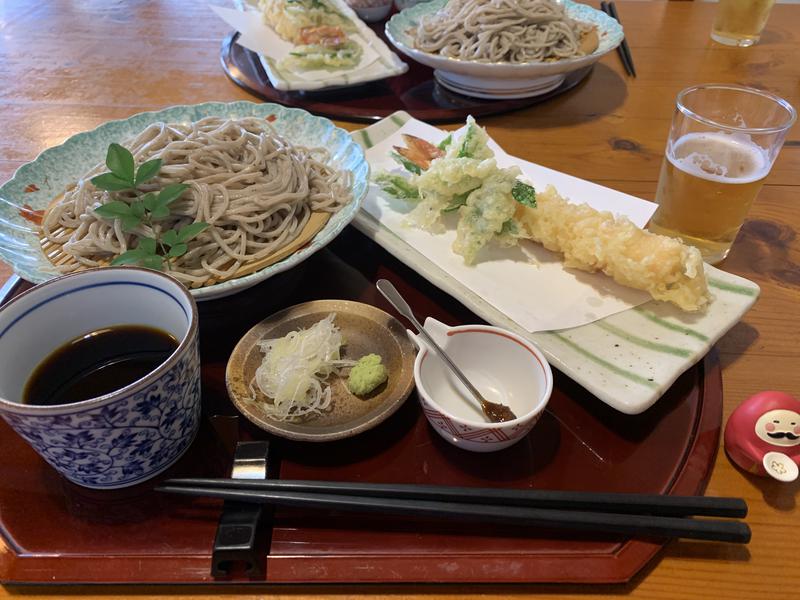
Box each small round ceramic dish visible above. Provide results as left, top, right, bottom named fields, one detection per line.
left=385, top=0, right=623, bottom=99
left=226, top=300, right=416, bottom=442
left=410, top=317, right=552, bottom=452
left=0, top=101, right=368, bottom=301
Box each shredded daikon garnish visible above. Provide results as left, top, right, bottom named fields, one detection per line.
left=248, top=313, right=355, bottom=421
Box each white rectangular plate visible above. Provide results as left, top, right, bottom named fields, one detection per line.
left=350, top=112, right=760, bottom=414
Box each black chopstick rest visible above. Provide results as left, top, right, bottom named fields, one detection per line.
left=211, top=441, right=272, bottom=578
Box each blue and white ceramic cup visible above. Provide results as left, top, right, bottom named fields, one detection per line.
left=0, top=267, right=201, bottom=489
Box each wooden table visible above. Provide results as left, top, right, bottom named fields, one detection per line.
left=0, top=0, right=798, bottom=597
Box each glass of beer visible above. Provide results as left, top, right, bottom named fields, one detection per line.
left=650, top=84, right=795, bottom=264
left=711, top=0, right=775, bottom=47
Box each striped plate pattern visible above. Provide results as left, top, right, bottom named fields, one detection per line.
left=350, top=112, right=759, bottom=414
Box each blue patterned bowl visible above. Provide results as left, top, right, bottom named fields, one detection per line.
left=0, top=267, right=200, bottom=489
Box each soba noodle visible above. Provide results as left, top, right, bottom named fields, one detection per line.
left=42, top=117, right=352, bottom=286
left=413, top=0, right=595, bottom=63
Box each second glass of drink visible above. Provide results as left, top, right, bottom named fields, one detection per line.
left=711, top=0, right=776, bottom=47
left=649, top=84, right=795, bottom=264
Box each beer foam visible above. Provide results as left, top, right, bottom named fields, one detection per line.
left=668, top=132, right=770, bottom=184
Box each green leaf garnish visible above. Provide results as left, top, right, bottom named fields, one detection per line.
left=137, top=237, right=157, bottom=254
left=511, top=181, right=536, bottom=208
left=167, top=243, right=188, bottom=258
left=94, top=142, right=209, bottom=273
left=177, top=222, right=209, bottom=242
left=111, top=248, right=148, bottom=266
left=141, top=192, right=159, bottom=212
left=150, top=205, right=171, bottom=220
left=105, top=143, right=135, bottom=183
left=94, top=200, right=133, bottom=219
left=157, top=183, right=188, bottom=206
left=120, top=215, right=142, bottom=231
left=135, top=158, right=162, bottom=186
left=95, top=200, right=141, bottom=230
left=130, top=200, right=146, bottom=219
left=161, top=229, right=179, bottom=247
left=91, top=173, right=135, bottom=192
left=140, top=255, right=164, bottom=271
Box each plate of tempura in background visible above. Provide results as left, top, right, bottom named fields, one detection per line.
left=211, top=0, right=407, bottom=92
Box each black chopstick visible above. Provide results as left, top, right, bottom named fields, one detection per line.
left=162, top=478, right=747, bottom=518
left=157, top=485, right=751, bottom=544
left=601, top=1, right=637, bottom=77
left=608, top=2, right=637, bottom=77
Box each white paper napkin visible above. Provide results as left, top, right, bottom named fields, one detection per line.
left=363, top=119, right=658, bottom=333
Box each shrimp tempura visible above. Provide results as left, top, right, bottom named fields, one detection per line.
left=514, top=186, right=710, bottom=311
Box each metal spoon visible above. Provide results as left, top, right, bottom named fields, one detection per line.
left=376, top=279, right=517, bottom=424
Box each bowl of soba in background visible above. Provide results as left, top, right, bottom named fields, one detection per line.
left=385, top=0, right=624, bottom=99
left=0, top=267, right=200, bottom=489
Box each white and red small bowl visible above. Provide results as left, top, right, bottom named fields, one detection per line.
left=409, top=318, right=552, bottom=452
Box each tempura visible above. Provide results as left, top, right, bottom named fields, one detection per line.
left=514, top=186, right=710, bottom=311
left=375, top=118, right=711, bottom=312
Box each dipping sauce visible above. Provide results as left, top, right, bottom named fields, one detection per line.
left=23, top=325, right=178, bottom=406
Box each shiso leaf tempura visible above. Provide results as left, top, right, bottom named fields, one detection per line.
left=249, top=313, right=355, bottom=421
left=374, top=117, right=711, bottom=311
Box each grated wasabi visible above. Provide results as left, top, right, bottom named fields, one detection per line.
left=347, top=353, right=388, bottom=395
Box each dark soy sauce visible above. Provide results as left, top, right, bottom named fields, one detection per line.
left=23, top=325, right=178, bottom=406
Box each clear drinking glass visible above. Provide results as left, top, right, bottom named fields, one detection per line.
left=711, top=0, right=776, bottom=47
left=649, top=84, right=796, bottom=265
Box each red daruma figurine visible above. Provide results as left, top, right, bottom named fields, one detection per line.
left=724, top=391, right=800, bottom=482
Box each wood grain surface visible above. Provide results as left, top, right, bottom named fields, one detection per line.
left=0, top=0, right=798, bottom=597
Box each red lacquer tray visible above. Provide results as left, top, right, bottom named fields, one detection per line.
left=220, top=32, right=595, bottom=123
left=0, top=228, right=722, bottom=585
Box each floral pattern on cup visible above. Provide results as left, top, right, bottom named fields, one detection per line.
left=1, top=342, right=201, bottom=488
